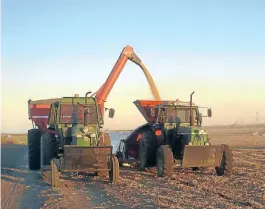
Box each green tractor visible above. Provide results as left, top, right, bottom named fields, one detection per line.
left=116, top=92, right=233, bottom=178
left=28, top=92, right=120, bottom=187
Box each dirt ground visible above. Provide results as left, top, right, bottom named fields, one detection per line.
left=1, top=125, right=265, bottom=209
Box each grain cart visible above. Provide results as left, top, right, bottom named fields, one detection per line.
left=27, top=45, right=162, bottom=187
left=116, top=92, right=233, bottom=178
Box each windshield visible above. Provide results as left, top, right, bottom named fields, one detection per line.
left=59, top=104, right=97, bottom=124
left=164, top=107, right=197, bottom=123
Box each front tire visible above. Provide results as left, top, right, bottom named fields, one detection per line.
left=28, top=129, right=41, bottom=170
left=215, top=144, right=233, bottom=176
left=156, top=145, right=174, bottom=178
left=109, top=156, right=120, bottom=184
left=51, top=159, right=60, bottom=187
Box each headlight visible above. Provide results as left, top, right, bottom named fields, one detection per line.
left=188, top=142, right=193, bottom=145
left=205, top=142, right=210, bottom=145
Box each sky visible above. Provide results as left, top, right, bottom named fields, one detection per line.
left=1, top=0, right=265, bottom=133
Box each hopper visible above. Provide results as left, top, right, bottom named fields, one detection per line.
left=28, top=98, right=60, bottom=127
left=133, top=100, right=195, bottom=124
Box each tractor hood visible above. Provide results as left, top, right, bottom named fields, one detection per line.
left=177, top=126, right=209, bottom=145
left=133, top=100, right=194, bottom=124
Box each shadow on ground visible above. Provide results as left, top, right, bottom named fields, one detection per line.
left=1, top=144, right=61, bottom=209
left=60, top=173, right=130, bottom=209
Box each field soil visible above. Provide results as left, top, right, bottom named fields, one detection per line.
left=1, top=125, right=265, bottom=209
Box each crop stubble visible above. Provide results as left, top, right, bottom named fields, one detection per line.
left=1, top=125, right=265, bottom=208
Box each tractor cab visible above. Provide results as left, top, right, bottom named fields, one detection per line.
left=152, top=104, right=200, bottom=128
left=152, top=100, right=212, bottom=148
left=47, top=93, right=115, bottom=147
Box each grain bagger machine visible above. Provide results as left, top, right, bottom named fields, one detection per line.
left=27, top=45, right=161, bottom=186
left=116, top=92, right=233, bottom=178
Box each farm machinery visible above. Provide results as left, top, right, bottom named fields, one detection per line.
left=28, top=94, right=119, bottom=186
left=27, top=45, right=161, bottom=186
left=116, top=92, right=233, bottom=178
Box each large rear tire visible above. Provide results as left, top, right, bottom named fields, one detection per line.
left=215, top=144, right=233, bottom=176
left=139, top=131, right=157, bottom=171
left=28, top=129, right=41, bottom=170
left=139, top=137, right=148, bottom=171
left=156, top=145, right=174, bottom=178
left=41, top=132, right=57, bottom=167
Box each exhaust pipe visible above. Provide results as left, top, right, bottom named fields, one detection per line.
left=190, top=91, right=195, bottom=126
left=84, top=91, right=92, bottom=126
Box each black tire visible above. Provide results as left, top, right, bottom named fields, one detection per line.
left=28, top=129, right=41, bottom=170
left=41, top=132, right=57, bottom=167
left=139, top=138, right=148, bottom=171
left=109, top=156, right=120, bottom=184
left=139, top=131, right=157, bottom=171
left=118, top=158, right=123, bottom=167
left=156, top=145, right=174, bottom=178
left=215, top=144, right=233, bottom=176
left=116, top=152, right=124, bottom=167
left=166, top=129, right=182, bottom=159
